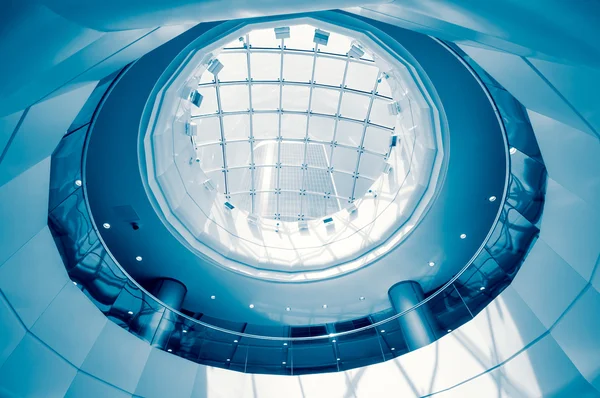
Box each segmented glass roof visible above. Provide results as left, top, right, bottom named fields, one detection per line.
left=191, top=25, right=396, bottom=222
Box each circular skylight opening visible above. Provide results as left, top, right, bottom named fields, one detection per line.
left=143, top=18, right=446, bottom=282
left=191, top=27, right=395, bottom=222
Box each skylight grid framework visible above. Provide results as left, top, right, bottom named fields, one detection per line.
left=192, top=29, right=396, bottom=221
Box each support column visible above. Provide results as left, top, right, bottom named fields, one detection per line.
left=389, top=281, right=437, bottom=351
left=138, top=278, right=187, bottom=349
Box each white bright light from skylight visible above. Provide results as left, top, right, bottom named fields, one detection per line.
left=191, top=25, right=395, bottom=222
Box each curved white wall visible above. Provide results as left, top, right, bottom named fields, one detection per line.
left=1, top=1, right=600, bottom=397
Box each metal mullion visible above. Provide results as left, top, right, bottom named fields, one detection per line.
left=350, top=74, right=381, bottom=201
left=275, top=38, right=285, bottom=223
left=214, top=73, right=229, bottom=197
left=299, top=44, right=319, bottom=220
left=328, top=55, right=350, bottom=210
left=245, top=34, right=256, bottom=214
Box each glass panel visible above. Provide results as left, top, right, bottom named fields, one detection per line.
left=252, top=84, right=280, bottom=110
left=304, top=143, right=330, bottom=169
left=340, top=92, right=370, bottom=121
left=255, top=192, right=277, bottom=217
left=250, top=53, right=281, bottom=81
left=253, top=114, right=279, bottom=140
left=345, top=61, right=379, bottom=92
left=324, top=32, right=352, bottom=56
left=279, top=191, right=301, bottom=221
left=281, top=114, right=307, bottom=140
left=282, top=85, right=310, bottom=111
left=332, top=146, right=359, bottom=173
left=194, top=86, right=218, bottom=116
left=197, top=144, right=224, bottom=172
left=284, top=25, right=316, bottom=51
left=336, top=119, right=364, bottom=148
left=314, top=57, right=346, bottom=87
left=279, top=166, right=303, bottom=191
left=331, top=171, right=355, bottom=201
left=217, top=53, right=248, bottom=82
left=358, top=152, right=385, bottom=179
left=196, top=116, right=221, bottom=144
left=311, top=87, right=340, bottom=115
left=249, top=28, right=280, bottom=48
left=363, top=126, right=391, bottom=154
left=283, top=54, right=313, bottom=83
left=376, top=78, right=393, bottom=98
left=369, top=98, right=397, bottom=128
left=308, top=116, right=335, bottom=143
left=254, top=165, right=277, bottom=190
left=219, top=84, right=249, bottom=112
left=222, top=114, right=250, bottom=142
left=354, top=176, right=375, bottom=198
left=254, top=141, right=278, bottom=166
left=227, top=167, right=252, bottom=193
left=225, top=141, right=251, bottom=168
left=279, top=142, right=305, bottom=166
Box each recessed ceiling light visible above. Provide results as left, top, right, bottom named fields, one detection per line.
left=210, top=295, right=216, bottom=300
left=282, top=361, right=286, bottom=365
left=283, top=343, right=288, bottom=346
left=72, top=281, right=77, bottom=286
left=509, top=147, right=517, bottom=155
left=135, top=256, right=142, bottom=262
left=167, top=349, right=172, bottom=352
left=102, top=223, right=111, bottom=229
left=391, top=347, right=395, bottom=351
left=460, top=233, right=467, bottom=239
left=428, top=261, right=435, bottom=267
left=322, top=304, right=328, bottom=309
left=249, top=303, right=255, bottom=309
left=447, top=329, right=452, bottom=333
left=480, top=286, right=486, bottom=291
left=182, top=330, right=188, bottom=333
left=359, top=296, right=365, bottom=301
left=226, top=358, right=230, bottom=362
left=233, top=340, right=238, bottom=343
left=489, top=195, right=497, bottom=202
left=127, top=311, right=133, bottom=315
left=337, top=358, right=340, bottom=361
left=380, top=329, right=385, bottom=333
left=332, top=339, right=336, bottom=343
left=75, top=180, right=82, bottom=187
left=285, top=307, right=291, bottom=311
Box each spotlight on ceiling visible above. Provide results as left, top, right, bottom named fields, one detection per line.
left=75, top=180, right=82, bottom=187
left=249, top=303, right=255, bottom=309
left=210, top=295, right=216, bottom=300
left=322, top=304, right=328, bottom=309
left=285, top=307, right=291, bottom=312
left=274, top=26, right=290, bottom=40
left=135, top=256, right=142, bottom=262
left=359, top=296, right=365, bottom=301
left=127, top=311, right=134, bottom=315
left=460, top=233, right=467, bottom=239
left=489, top=195, right=497, bottom=202
left=102, top=223, right=111, bottom=229
left=313, top=29, right=330, bottom=46
left=509, top=147, right=517, bottom=155
left=428, top=261, right=435, bottom=267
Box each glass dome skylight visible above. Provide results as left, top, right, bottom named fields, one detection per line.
left=191, top=25, right=396, bottom=222
left=143, top=17, right=445, bottom=280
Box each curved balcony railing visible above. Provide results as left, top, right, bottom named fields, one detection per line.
left=47, top=41, right=546, bottom=375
